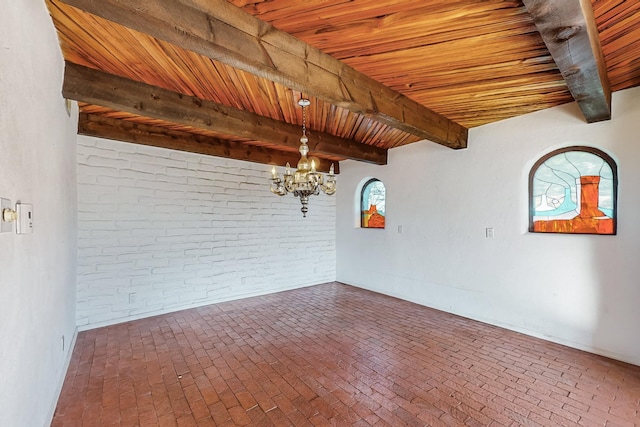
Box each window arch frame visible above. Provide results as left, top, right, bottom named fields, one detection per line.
left=528, top=146, right=618, bottom=235
left=360, top=178, right=386, bottom=229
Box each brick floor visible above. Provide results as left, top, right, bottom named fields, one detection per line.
left=52, top=282, right=640, bottom=426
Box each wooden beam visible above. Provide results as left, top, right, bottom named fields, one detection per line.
left=54, top=0, right=468, bottom=149
left=523, top=0, right=611, bottom=122
left=78, top=113, right=339, bottom=173
left=63, top=62, right=385, bottom=165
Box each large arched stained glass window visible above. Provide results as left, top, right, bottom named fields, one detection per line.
left=361, top=179, right=386, bottom=228
left=529, top=146, right=617, bottom=235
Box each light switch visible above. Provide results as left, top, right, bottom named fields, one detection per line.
left=16, top=203, right=33, bottom=234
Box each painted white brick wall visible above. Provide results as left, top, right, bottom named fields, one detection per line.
left=77, top=136, right=336, bottom=327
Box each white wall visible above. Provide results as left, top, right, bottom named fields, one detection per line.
left=77, top=136, right=336, bottom=328
left=337, top=86, right=640, bottom=366
left=0, top=1, right=78, bottom=426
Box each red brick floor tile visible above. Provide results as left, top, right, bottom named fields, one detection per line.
left=52, top=283, right=640, bottom=426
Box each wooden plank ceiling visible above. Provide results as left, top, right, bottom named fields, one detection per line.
left=46, top=0, right=640, bottom=171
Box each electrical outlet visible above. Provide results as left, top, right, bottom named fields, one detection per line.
left=486, top=228, right=494, bottom=239
left=129, top=292, right=136, bottom=303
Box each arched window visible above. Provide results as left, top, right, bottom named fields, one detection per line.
left=361, top=179, right=386, bottom=228
left=529, top=146, right=617, bottom=235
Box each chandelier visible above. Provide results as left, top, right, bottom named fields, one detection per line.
left=270, top=98, right=336, bottom=217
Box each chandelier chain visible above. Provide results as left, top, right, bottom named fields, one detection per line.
left=302, top=101, right=306, bottom=139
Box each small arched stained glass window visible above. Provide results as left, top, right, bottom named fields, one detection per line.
left=361, top=179, right=386, bottom=228
left=529, top=146, right=617, bottom=235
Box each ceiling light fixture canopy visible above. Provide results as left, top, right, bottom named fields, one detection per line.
left=270, top=98, right=336, bottom=217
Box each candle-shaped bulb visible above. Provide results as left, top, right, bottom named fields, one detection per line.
left=311, top=159, right=316, bottom=172
left=285, top=162, right=291, bottom=175
left=271, top=166, right=277, bottom=179
left=329, top=163, right=334, bottom=175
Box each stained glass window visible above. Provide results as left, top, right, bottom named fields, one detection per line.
left=529, top=146, right=617, bottom=235
left=361, top=179, right=386, bottom=228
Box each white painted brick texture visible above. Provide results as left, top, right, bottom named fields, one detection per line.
left=77, top=136, right=336, bottom=327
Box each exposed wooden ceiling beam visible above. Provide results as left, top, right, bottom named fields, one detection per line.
left=54, top=0, right=468, bottom=149
left=63, top=62, right=386, bottom=165
left=523, top=0, right=611, bottom=122
left=78, top=113, right=339, bottom=174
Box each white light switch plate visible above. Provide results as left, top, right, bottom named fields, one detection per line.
left=1, top=198, right=11, bottom=233
left=16, top=203, right=33, bottom=234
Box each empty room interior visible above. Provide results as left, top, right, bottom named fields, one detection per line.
left=2, top=1, right=640, bottom=426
